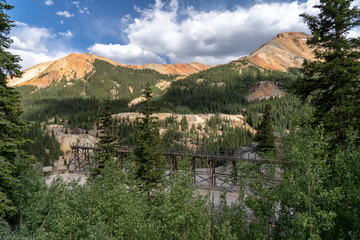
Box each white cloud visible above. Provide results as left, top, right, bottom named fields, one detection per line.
left=9, top=23, right=73, bottom=69
left=72, top=1, right=91, bottom=15
left=44, top=0, right=54, bottom=6
left=10, top=26, right=53, bottom=53
left=348, top=28, right=360, bottom=38
left=89, top=0, right=319, bottom=65
left=60, top=20, right=64, bottom=24
left=88, top=43, right=165, bottom=65
left=59, top=31, right=73, bottom=38
left=9, top=49, right=69, bottom=70
left=72, top=1, right=80, bottom=8
left=79, top=7, right=91, bottom=14
left=12, top=0, right=333, bottom=68
left=56, top=11, right=75, bottom=18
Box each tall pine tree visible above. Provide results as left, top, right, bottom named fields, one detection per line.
left=96, top=99, right=118, bottom=173
left=134, top=83, right=165, bottom=194
left=287, top=1, right=360, bottom=237
left=0, top=1, right=28, bottom=217
left=292, top=0, right=360, bottom=146
left=255, top=104, right=276, bottom=154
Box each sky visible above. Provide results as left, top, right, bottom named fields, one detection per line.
left=7, top=0, right=360, bottom=70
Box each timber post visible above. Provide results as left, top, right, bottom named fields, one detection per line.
left=232, top=160, right=237, bottom=192
left=191, top=157, right=196, bottom=180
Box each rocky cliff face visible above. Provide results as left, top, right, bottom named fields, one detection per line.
left=246, top=81, right=285, bottom=102
left=8, top=53, right=211, bottom=87
left=246, top=32, right=315, bottom=71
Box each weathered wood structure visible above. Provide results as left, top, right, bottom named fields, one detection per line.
left=70, top=143, right=98, bottom=171
left=70, top=144, right=273, bottom=192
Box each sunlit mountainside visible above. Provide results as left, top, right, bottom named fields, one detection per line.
left=9, top=32, right=312, bottom=134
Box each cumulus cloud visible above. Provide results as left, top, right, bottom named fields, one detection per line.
left=88, top=43, right=165, bottom=65
left=56, top=11, right=74, bottom=18
left=89, top=0, right=319, bottom=65
left=44, top=0, right=54, bottom=6
left=9, top=23, right=73, bottom=69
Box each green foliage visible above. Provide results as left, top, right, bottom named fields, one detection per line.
left=1, top=158, right=226, bottom=239
left=220, top=115, right=347, bottom=239
left=17, top=96, right=103, bottom=130
left=17, top=60, right=175, bottom=128
left=272, top=121, right=341, bottom=239
left=244, top=94, right=303, bottom=132
left=0, top=156, right=16, bottom=217
left=0, top=1, right=30, bottom=218
left=115, top=113, right=253, bottom=155
left=180, top=116, right=188, bottom=131
left=95, top=99, right=119, bottom=173
left=255, top=104, right=276, bottom=154
left=322, top=135, right=360, bottom=239
left=157, top=61, right=299, bottom=114
left=134, top=83, right=165, bottom=193
left=292, top=0, right=360, bottom=146
left=21, top=122, right=62, bottom=166
left=152, top=171, right=212, bottom=239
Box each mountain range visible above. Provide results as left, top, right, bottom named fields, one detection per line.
left=8, top=53, right=210, bottom=88
left=9, top=32, right=313, bottom=88
left=11, top=31, right=310, bottom=134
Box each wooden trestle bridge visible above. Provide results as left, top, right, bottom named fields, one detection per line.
left=70, top=142, right=275, bottom=192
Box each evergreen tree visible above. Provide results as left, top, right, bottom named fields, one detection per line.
left=255, top=104, right=276, bottom=154
left=0, top=1, right=28, bottom=217
left=292, top=0, right=360, bottom=146
left=134, top=83, right=165, bottom=194
left=96, top=99, right=118, bottom=172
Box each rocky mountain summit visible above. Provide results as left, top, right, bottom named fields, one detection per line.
left=246, top=32, right=315, bottom=71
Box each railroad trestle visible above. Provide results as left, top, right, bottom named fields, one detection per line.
left=70, top=143, right=271, bottom=192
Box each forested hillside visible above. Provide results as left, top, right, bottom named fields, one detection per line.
left=114, top=113, right=254, bottom=154
left=155, top=60, right=303, bottom=131
left=21, top=122, right=63, bottom=166
left=16, top=56, right=303, bottom=134
left=17, top=60, right=176, bottom=128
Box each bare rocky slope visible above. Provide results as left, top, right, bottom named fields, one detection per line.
left=246, top=81, right=285, bottom=102
left=245, top=32, right=315, bottom=71
left=8, top=53, right=210, bottom=87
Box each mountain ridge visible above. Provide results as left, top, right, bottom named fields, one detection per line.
left=8, top=31, right=314, bottom=88
left=8, top=53, right=210, bottom=87
left=245, top=32, right=314, bottom=71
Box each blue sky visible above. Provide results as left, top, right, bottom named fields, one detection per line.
left=7, top=0, right=360, bottom=69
